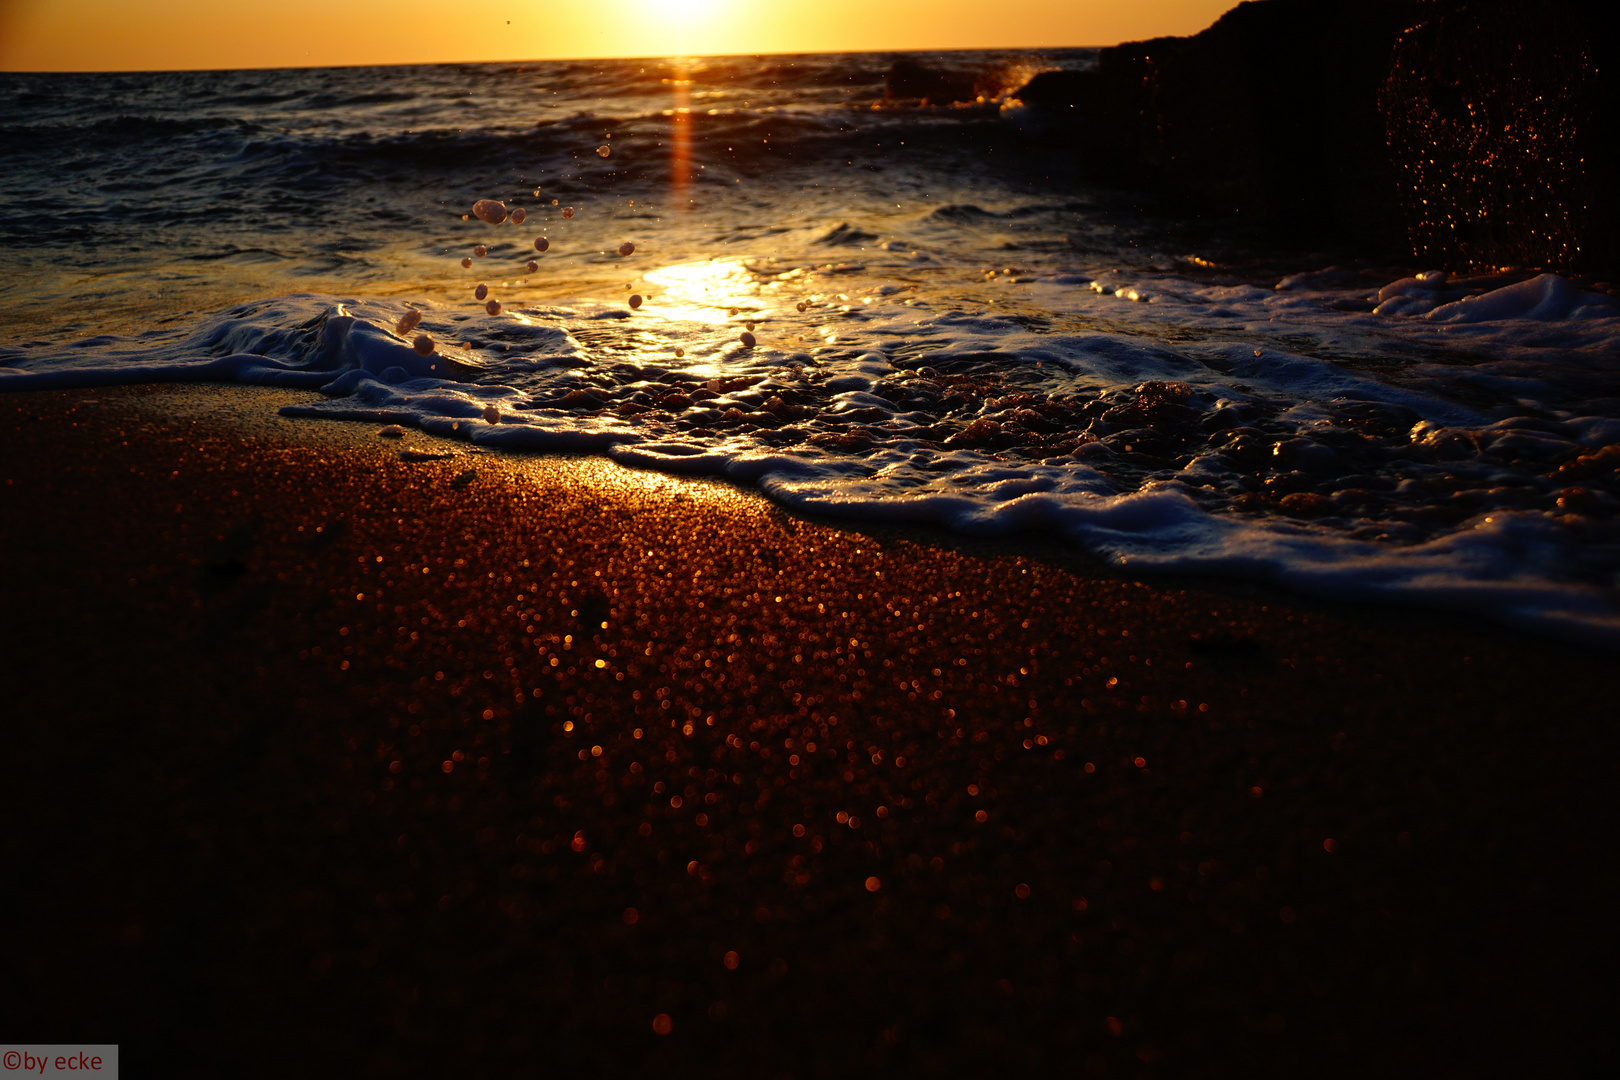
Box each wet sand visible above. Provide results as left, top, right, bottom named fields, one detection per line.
left=1, top=384, right=1615, bottom=1076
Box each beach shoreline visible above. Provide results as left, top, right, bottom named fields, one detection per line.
left=2, top=384, right=1615, bottom=1074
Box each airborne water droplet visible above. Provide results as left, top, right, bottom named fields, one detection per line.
left=474, top=284, right=488, bottom=300
left=395, top=309, right=422, bottom=335
left=619, top=242, right=635, bottom=257
left=472, top=200, right=507, bottom=225
left=740, top=332, right=756, bottom=347
left=413, top=334, right=435, bottom=355
left=485, top=299, right=502, bottom=316
left=562, top=207, right=575, bottom=219
left=629, top=294, right=642, bottom=309
left=460, top=257, right=473, bottom=268
left=473, top=245, right=487, bottom=258
left=534, top=237, right=550, bottom=252
left=597, top=145, right=611, bottom=158
left=526, top=260, right=538, bottom=272
left=510, top=207, right=528, bottom=225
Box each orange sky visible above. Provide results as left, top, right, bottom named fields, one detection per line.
left=1, top=0, right=1238, bottom=72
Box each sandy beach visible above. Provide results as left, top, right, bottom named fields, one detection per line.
left=1, top=384, right=1614, bottom=1075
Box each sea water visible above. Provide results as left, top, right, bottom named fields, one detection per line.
left=3, top=55, right=1619, bottom=645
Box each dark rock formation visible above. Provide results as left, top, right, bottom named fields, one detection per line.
left=1078, top=0, right=1418, bottom=253
left=1382, top=0, right=1619, bottom=273
left=1071, top=0, right=1617, bottom=272
left=885, top=59, right=980, bottom=104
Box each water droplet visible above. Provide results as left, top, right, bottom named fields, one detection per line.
left=597, top=145, right=611, bottom=158
left=460, top=257, right=473, bottom=269
left=745, top=321, right=755, bottom=331
left=534, top=237, right=550, bottom=252
left=472, top=245, right=487, bottom=258
left=472, top=199, right=507, bottom=225
left=562, top=207, right=575, bottom=219
left=674, top=347, right=685, bottom=357
left=740, top=332, right=756, bottom=348
left=395, top=309, right=422, bottom=335
left=412, top=334, right=435, bottom=356
left=485, top=299, right=502, bottom=316
left=483, top=405, right=500, bottom=424
left=526, top=260, right=538, bottom=272
left=619, top=242, right=635, bottom=257
left=474, top=284, right=488, bottom=300
left=510, top=207, right=527, bottom=225
left=629, top=294, right=643, bottom=309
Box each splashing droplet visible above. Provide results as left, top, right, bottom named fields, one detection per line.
left=534, top=237, right=550, bottom=252
left=474, top=284, right=488, bottom=301
left=745, top=321, right=755, bottom=331
left=526, top=260, right=538, bottom=272
left=472, top=245, right=487, bottom=258
left=472, top=200, right=507, bottom=225
left=412, top=334, right=435, bottom=356
left=483, top=405, right=501, bottom=424
left=510, top=207, right=527, bottom=225
left=395, top=309, right=422, bottom=335
left=740, top=332, right=756, bottom=348
left=460, top=257, right=473, bottom=269
left=619, top=242, right=635, bottom=257
left=674, top=347, right=685, bottom=357
left=561, top=207, right=575, bottom=219
left=597, top=145, right=611, bottom=158
left=485, top=299, right=502, bottom=316
left=629, top=294, right=643, bottom=309
left=796, top=302, right=808, bottom=312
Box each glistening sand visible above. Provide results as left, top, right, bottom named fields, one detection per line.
left=2, top=385, right=1615, bottom=1075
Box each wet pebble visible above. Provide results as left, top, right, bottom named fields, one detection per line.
left=619, top=242, right=635, bottom=257
left=510, top=207, right=527, bottom=225
left=629, top=294, right=643, bottom=309
left=534, top=237, right=550, bottom=252
left=412, top=334, right=435, bottom=355
left=485, top=299, right=502, bottom=316
left=474, top=284, right=488, bottom=300
left=378, top=425, right=407, bottom=439
left=395, top=309, right=422, bottom=335
left=472, top=199, right=507, bottom=225
left=483, top=405, right=501, bottom=424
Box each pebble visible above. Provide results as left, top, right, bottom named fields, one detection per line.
left=526, top=260, right=538, bottom=272
left=510, top=207, right=528, bottom=225
left=412, top=334, right=435, bottom=355
left=473, top=245, right=487, bottom=258
left=562, top=207, right=575, bottom=219
left=461, top=257, right=473, bottom=269
left=619, top=242, right=635, bottom=257
left=740, top=332, right=756, bottom=348
left=475, top=284, right=488, bottom=300
left=395, top=309, right=422, bottom=335
left=486, top=299, right=502, bottom=316
left=483, top=405, right=501, bottom=424
left=472, top=199, right=507, bottom=225
left=534, top=237, right=550, bottom=252
left=629, top=294, right=643, bottom=309
left=378, top=425, right=407, bottom=438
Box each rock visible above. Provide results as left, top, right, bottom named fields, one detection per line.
left=1382, top=0, right=1618, bottom=273
left=1012, top=70, right=1094, bottom=110
left=885, top=60, right=980, bottom=104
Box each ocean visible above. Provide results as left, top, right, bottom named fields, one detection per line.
left=3, top=53, right=1618, bottom=644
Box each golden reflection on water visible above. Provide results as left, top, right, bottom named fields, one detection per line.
left=641, top=257, right=771, bottom=324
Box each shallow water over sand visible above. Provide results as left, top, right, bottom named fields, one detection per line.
left=3, top=55, right=1619, bottom=644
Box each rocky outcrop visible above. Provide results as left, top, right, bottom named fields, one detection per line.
left=1382, top=0, right=1618, bottom=273
left=1062, top=0, right=1618, bottom=273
